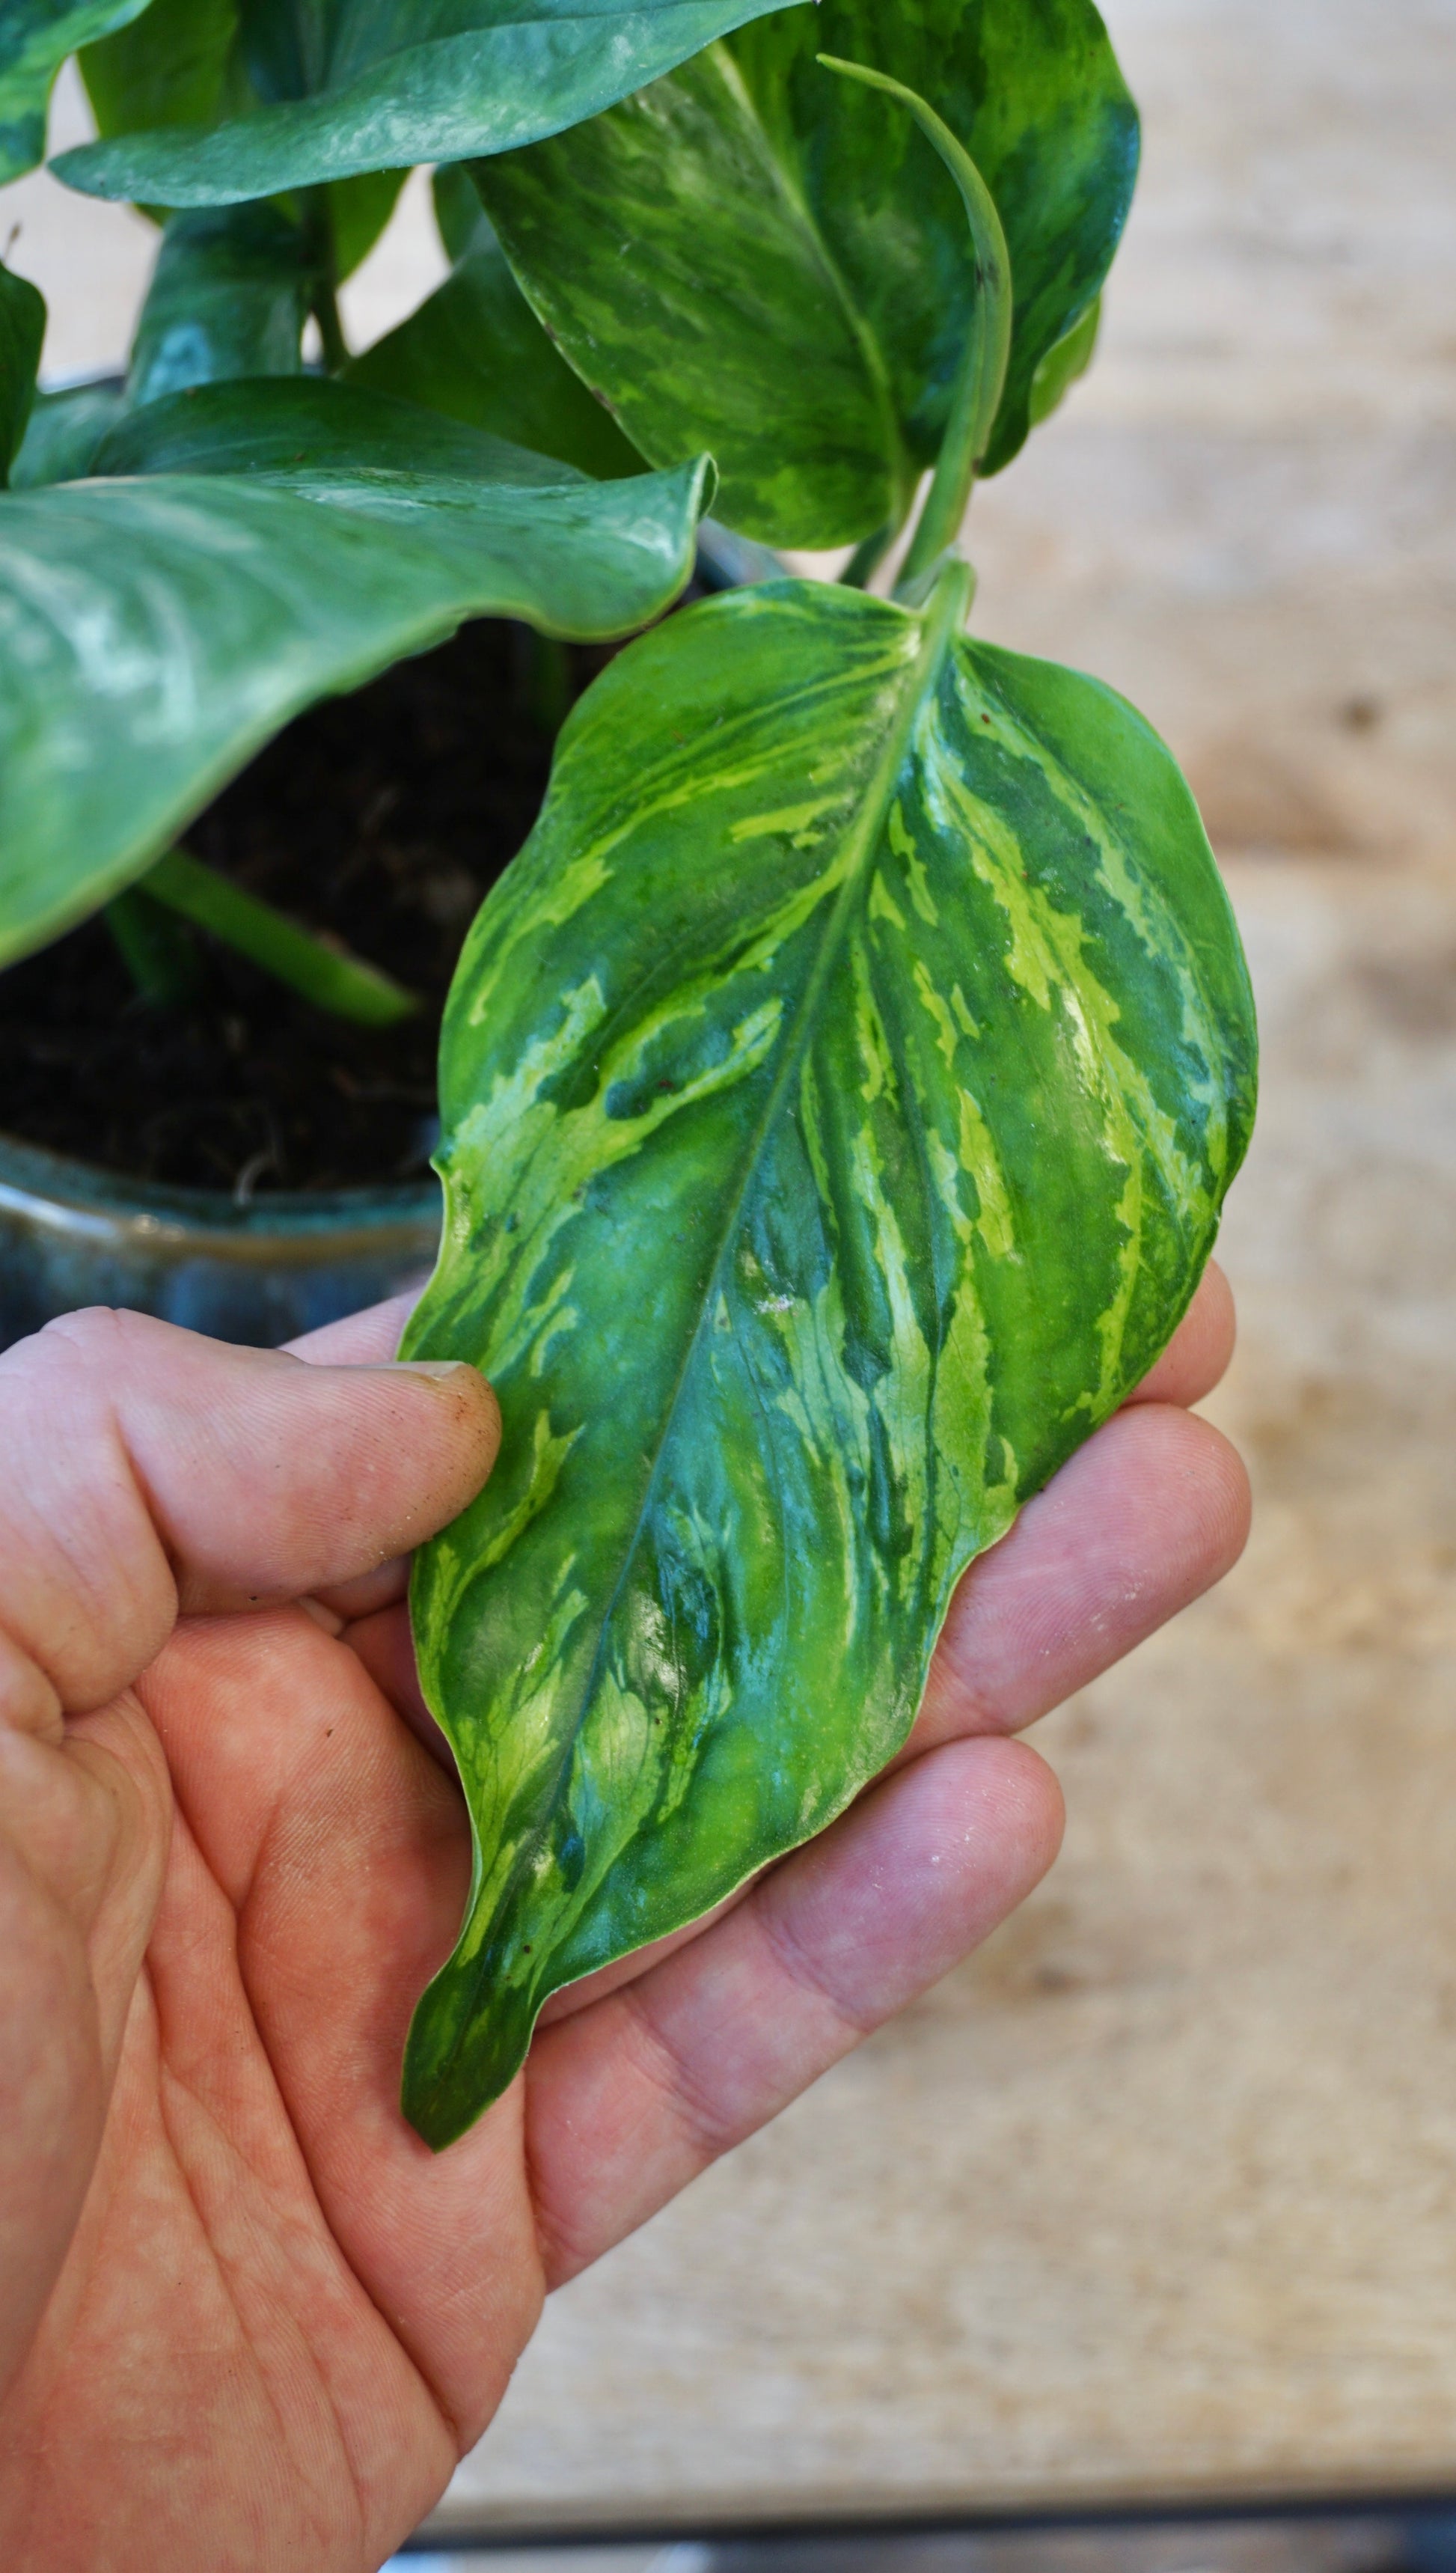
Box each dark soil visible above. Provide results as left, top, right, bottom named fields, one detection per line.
left=0, top=617, right=617, bottom=1197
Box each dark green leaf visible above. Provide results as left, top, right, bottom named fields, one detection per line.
left=471, top=0, right=1137, bottom=546
left=10, top=379, right=124, bottom=489
left=81, top=0, right=236, bottom=144
left=0, top=263, right=45, bottom=487
left=349, top=182, right=642, bottom=481
left=0, top=395, right=709, bottom=965
left=52, top=0, right=807, bottom=207
left=327, top=167, right=406, bottom=282
left=0, top=0, right=155, bottom=180
left=94, top=370, right=601, bottom=480
left=432, top=159, right=484, bottom=265
left=399, top=570, right=1256, bottom=2146
left=127, top=204, right=313, bottom=404
left=1028, top=293, right=1101, bottom=430
left=81, top=0, right=408, bottom=278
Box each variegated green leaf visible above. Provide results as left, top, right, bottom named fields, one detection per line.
left=470, top=0, right=1137, bottom=547
left=400, top=569, right=1256, bottom=2146
left=52, top=0, right=807, bottom=207
left=0, top=381, right=709, bottom=965
left=0, top=263, right=45, bottom=487
left=0, top=0, right=156, bottom=181
left=349, top=174, right=642, bottom=480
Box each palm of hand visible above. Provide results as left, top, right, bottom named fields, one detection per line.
left=0, top=1286, right=1245, bottom=2572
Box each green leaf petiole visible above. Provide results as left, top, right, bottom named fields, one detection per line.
left=140, top=847, right=420, bottom=1027
left=103, top=885, right=201, bottom=1006
left=817, top=55, right=1012, bottom=603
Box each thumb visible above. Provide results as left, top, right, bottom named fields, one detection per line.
left=0, top=1306, right=498, bottom=1717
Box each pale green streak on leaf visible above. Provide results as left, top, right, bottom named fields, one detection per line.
left=0, top=0, right=154, bottom=181
left=0, top=410, right=709, bottom=965
left=52, top=0, right=809, bottom=205
left=473, top=0, right=1137, bottom=546
left=400, top=573, right=1255, bottom=2147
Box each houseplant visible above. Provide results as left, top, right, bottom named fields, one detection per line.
left=0, top=0, right=1257, bottom=2142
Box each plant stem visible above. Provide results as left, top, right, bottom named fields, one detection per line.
left=839, top=525, right=892, bottom=590
left=311, top=275, right=348, bottom=372
left=299, top=186, right=348, bottom=370
left=141, top=849, right=420, bottom=1027
left=104, top=887, right=200, bottom=1007
left=816, top=57, right=1012, bottom=605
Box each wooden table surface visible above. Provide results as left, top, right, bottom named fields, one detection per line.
left=6, top=0, right=1456, bottom=2538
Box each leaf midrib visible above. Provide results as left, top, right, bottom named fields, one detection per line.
left=422, top=573, right=969, bottom=2111
left=707, top=39, right=915, bottom=530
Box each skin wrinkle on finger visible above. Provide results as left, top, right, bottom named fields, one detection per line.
left=912, top=1403, right=1250, bottom=1751
left=0, top=1269, right=1252, bottom=2558
left=0, top=1634, right=64, bottom=1745
left=0, top=1307, right=498, bottom=1710
left=526, top=1736, right=1062, bottom=2284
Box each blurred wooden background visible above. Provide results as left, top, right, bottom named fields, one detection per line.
left=5, top=0, right=1456, bottom=2537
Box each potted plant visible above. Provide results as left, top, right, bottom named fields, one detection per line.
left=0, top=0, right=1256, bottom=2140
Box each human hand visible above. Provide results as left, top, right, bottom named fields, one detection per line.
left=0, top=1276, right=1247, bottom=2570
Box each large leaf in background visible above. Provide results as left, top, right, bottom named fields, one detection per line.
left=52, top=0, right=807, bottom=206
left=81, top=0, right=236, bottom=140
left=81, top=0, right=403, bottom=279
left=80, top=0, right=408, bottom=278
left=126, top=204, right=313, bottom=403
left=471, top=0, right=1137, bottom=546
left=10, top=381, right=124, bottom=488
left=0, top=384, right=709, bottom=965
left=400, top=571, right=1256, bottom=2146
left=0, top=264, right=45, bottom=486
left=0, top=0, right=154, bottom=180
left=349, top=171, right=641, bottom=481
left=92, top=370, right=611, bottom=479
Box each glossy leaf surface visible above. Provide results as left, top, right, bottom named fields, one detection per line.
left=472, top=0, right=1137, bottom=546
left=0, top=0, right=154, bottom=180
left=0, top=391, right=708, bottom=963
left=401, top=573, right=1256, bottom=2145
left=10, top=379, right=123, bottom=488
left=52, top=0, right=805, bottom=206
left=0, top=263, right=45, bottom=486
left=350, top=180, right=641, bottom=481
left=81, top=0, right=409, bottom=278
left=127, top=204, right=312, bottom=403
left=92, top=371, right=600, bottom=480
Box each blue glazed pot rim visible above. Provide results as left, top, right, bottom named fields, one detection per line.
left=0, top=1130, right=439, bottom=1257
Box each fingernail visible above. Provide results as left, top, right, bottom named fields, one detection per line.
left=394, top=1358, right=475, bottom=1379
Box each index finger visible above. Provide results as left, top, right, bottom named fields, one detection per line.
left=1123, top=1259, right=1235, bottom=1410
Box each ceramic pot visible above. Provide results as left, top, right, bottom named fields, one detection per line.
left=0, top=528, right=774, bottom=1355
left=0, top=1133, right=439, bottom=1352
